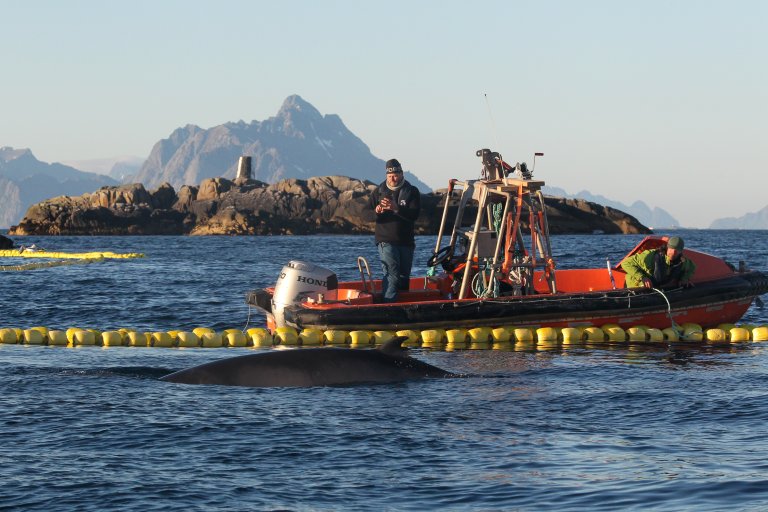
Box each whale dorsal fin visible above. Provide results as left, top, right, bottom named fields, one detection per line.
left=379, top=336, right=408, bottom=356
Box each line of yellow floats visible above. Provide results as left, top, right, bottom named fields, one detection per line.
left=1, top=324, right=767, bottom=349
left=0, top=250, right=145, bottom=259
left=0, top=250, right=145, bottom=271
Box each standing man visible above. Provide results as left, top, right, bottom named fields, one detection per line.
left=370, top=159, right=421, bottom=302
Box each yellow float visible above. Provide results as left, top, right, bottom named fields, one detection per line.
left=0, top=322, right=764, bottom=351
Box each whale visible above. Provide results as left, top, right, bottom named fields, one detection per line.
left=160, top=336, right=454, bottom=388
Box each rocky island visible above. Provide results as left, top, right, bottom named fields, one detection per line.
left=8, top=176, right=650, bottom=236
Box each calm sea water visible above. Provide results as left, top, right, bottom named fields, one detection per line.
left=1, top=230, right=767, bottom=511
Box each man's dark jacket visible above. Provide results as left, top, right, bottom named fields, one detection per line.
left=369, top=181, right=421, bottom=246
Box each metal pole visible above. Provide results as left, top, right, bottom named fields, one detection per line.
left=433, top=180, right=456, bottom=254
left=459, top=185, right=488, bottom=299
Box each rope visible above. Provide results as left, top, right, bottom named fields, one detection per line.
left=471, top=260, right=499, bottom=298
left=492, top=202, right=504, bottom=234
left=242, top=305, right=254, bottom=332
left=650, top=287, right=683, bottom=335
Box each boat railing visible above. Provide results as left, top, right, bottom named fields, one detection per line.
left=357, top=256, right=373, bottom=294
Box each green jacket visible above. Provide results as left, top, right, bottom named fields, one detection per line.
left=621, top=249, right=696, bottom=288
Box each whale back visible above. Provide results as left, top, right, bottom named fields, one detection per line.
left=161, top=336, right=453, bottom=387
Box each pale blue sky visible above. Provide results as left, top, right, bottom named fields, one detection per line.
left=2, top=0, right=766, bottom=227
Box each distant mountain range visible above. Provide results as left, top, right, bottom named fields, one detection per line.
left=3, top=95, right=766, bottom=230
left=60, top=156, right=144, bottom=182
left=543, top=186, right=680, bottom=229
left=709, top=205, right=768, bottom=229
left=0, top=147, right=117, bottom=228
left=133, top=95, right=431, bottom=193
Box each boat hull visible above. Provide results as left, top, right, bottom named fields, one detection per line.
left=249, top=271, right=768, bottom=332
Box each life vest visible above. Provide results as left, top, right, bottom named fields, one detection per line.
left=652, top=249, right=687, bottom=287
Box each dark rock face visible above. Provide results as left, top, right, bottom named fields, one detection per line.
left=8, top=177, right=651, bottom=236
left=542, top=196, right=649, bottom=234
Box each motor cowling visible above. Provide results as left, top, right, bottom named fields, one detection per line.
left=271, top=260, right=338, bottom=327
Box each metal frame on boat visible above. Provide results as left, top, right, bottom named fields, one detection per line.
left=246, top=149, right=768, bottom=332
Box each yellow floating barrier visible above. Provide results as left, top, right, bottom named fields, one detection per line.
left=604, top=326, right=626, bottom=342
left=718, top=323, right=737, bottom=332
left=246, top=327, right=266, bottom=337
left=491, top=326, right=512, bottom=343
left=299, top=328, right=323, bottom=346
left=753, top=326, right=768, bottom=342
left=102, top=331, right=125, bottom=347
left=349, top=330, right=372, bottom=346
left=30, top=326, right=49, bottom=337
left=373, top=330, right=396, bottom=346
left=626, top=327, right=647, bottom=342
left=127, top=331, right=149, bottom=347
left=535, top=327, right=559, bottom=350
left=249, top=328, right=274, bottom=347
left=274, top=327, right=299, bottom=345
left=421, top=329, right=446, bottom=345
left=561, top=327, right=582, bottom=344
left=193, top=327, right=215, bottom=338
left=728, top=327, right=750, bottom=342
left=536, top=327, right=558, bottom=342
left=513, top=328, right=534, bottom=343
left=583, top=327, right=605, bottom=342
left=446, top=328, right=468, bottom=344
left=151, top=332, right=174, bottom=348
left=225, top=331, right=248, bottom=347
left=221, top=328, right=240, bottom=338
left=176, top=331, right=200, bottom=348
left=87, top=329, right=103, bottom=345
left=64, top=328, right=79, bottom=345
left=23, top=329, right=45, bottom=345
left=65, top=328, right=81, bottom=344
left=0, top=249, right=144, bottom=259
left=662, top=327, right=680, bottom=341
left=4, top=323, right=766, bottom=351
left=71, top=329, right=96, bottom=346
left=201, top=333, right=223, bottom=348
left=705, top=328, right=728, bottom=343
left=0, top=328, right=18, bottom=344
left=323, top=329, right=348, bottom=345
left=645, top=328, right=664, bottom=342
left=681, top=323, right=703, bottom=342
left=468, top=327, right=492, bottom=343
left=396, top=329, right=420, bottom=347
left=47, top=330, right=68, bottom=346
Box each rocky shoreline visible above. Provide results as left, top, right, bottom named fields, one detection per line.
left=8, top=176, right=651, bottom=236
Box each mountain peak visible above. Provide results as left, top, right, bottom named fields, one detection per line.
left=0, top=147, right=35, bottom=164
left=132, top=96, right=432, bottom=193
left=277, top=95, right=322, bottom=119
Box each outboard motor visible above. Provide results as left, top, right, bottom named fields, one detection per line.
left=271, top=260, right=338, bottom=327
